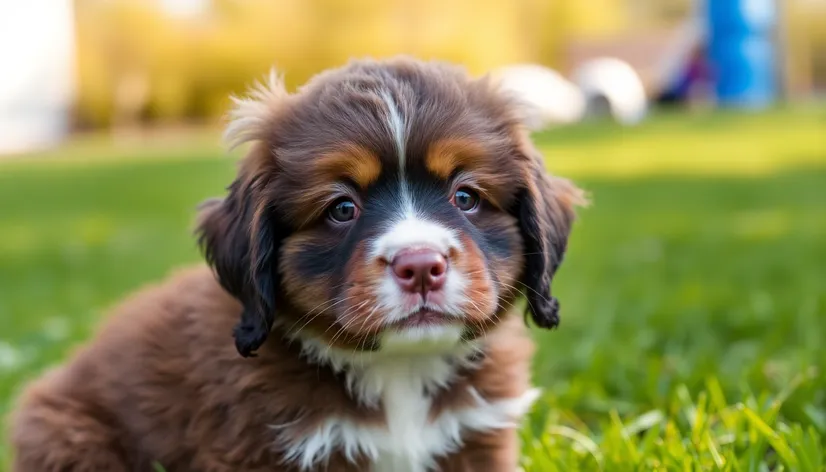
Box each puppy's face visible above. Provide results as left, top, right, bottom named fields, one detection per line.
left=276, top=131, right=525, bottom=352
left=198, top=59, right=584, bottom=357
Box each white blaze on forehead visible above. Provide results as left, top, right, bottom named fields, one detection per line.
left=380, top=88, right=415, bottom=217
left=371, top=216, right=461, bottom=262
left=380, top=89, right=407, bottom=170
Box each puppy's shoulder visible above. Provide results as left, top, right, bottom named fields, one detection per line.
left=59, top=265, right=243, bottom=393
left=97, top=265, right=240, bottom=346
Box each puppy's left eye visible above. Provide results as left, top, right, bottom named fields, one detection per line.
left=329, top=198, right=359, bottom=222
left=452, top=188, right=480, bottom=212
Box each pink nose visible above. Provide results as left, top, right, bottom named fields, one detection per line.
left=391, top=249, right=448, bottom=295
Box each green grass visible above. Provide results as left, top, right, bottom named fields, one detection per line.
left=2, top=108, right=826, bottom=470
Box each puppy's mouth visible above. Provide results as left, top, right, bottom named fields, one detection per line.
left=389, top=308, right=454, bottom=330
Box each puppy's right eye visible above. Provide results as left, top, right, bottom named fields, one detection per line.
left=329, top=198, right=359, bottom=223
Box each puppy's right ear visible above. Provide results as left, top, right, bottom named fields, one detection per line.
left=196, top=70, right=289, bottom=357
left=196, top=155, right=281, bottom=357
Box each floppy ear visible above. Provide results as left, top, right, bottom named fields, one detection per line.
left=196, top=70, right=288, bottom=357
left=515, top=142, right=586, bottom=329
left=196, top=155, right=281, bottom=357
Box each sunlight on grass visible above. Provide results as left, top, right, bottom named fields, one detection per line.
left=521, top=376, right=825, bottom=471
left=0, top=126, right=224, bottom=168
left=538, top=108, right=826, bottom=178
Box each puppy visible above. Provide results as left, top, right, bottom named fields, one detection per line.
left=9, top=57, right=585, bottom=472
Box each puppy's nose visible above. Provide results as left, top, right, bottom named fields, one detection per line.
left=391, top=249, right=447, bottom=295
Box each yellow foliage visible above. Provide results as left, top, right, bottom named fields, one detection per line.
left=71, top=0, right=649, bottom=128
left=561, top=0, right=628, bottom=38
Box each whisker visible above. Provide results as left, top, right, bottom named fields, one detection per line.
left=513, top=280, right=552, bottom=301
left=288, top=296, right=347, bottom=326
left=285, top=287, right=354, bottom=330
left=324, top=299, right=371, bottom=336
left=354, top=305, right=380, bottom=345
left=285, top=295, right=357, bottom=338
left=355, top=305, right=381, bottom=368
left=324, top=316, right=364, bottom=360
left=326, top=300, right=372, bottom=350
left=498, top=280, right=549, bottom=302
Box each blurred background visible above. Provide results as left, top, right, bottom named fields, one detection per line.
left=2, top=0, right=825, bottom=145
left=1, top=0, right=826, bottom=470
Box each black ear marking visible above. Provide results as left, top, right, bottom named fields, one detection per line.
left=197, top=173, right=282, bottom=358
left=514, top=146, right=584, bottom=330
left=233, top=310, right=271, bottom=358
left=526, top=294, right=560, bottom=330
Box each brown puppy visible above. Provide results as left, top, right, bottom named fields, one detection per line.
left=9, top=57, right=585, bottom=472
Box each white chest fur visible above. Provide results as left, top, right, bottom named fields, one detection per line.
left=282, top=335, right=539, bottom=471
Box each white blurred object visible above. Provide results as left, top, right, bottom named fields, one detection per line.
left=0, top=0, right=76, bottom=155
left=572, top=58, right=648, bottom=125
left=493, top=64, right=586, bottom=131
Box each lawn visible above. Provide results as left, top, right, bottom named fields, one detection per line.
left=1, top=108, right=826, bottom=470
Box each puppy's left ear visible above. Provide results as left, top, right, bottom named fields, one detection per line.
left=514, top=139, right=587, bottom=329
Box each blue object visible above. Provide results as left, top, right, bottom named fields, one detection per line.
left=706, top=0, right=777, bottom=108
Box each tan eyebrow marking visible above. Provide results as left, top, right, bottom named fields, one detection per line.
left=425, top=138, right=488, bottom=180
left=316, top=144, right=382, bottom=189
left=426, top=137, right=523, bottom=210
